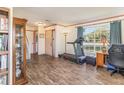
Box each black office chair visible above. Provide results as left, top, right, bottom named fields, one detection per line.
left=107, top=44, right=124, bottom=76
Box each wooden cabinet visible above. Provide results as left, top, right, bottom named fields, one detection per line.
left=13, top=17, right=28, bottom=85
left=96, top=52, right=107, bottom=68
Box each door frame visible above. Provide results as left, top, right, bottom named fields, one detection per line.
left=26, top=30, right=37, bottom=54
left=45, top=29, right=55, bottom=56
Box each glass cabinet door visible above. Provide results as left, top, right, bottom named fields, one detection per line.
left=13, top=17, right=27, bottom=85
left=15, top=25, right=24, bottom=81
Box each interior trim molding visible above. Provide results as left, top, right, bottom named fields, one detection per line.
left=42, top=14, right=124, bottom=28
left=26, top=30, right=37, bottom=32
left=67, top=14, right=124, bottom=27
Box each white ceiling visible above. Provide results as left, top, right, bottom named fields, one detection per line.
left=13, top=7, right=124, bottom=26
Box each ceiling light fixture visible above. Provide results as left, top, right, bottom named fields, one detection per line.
left=35, top=22, right=46, bottom=26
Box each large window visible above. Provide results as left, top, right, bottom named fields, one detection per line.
left=83, top=23, right=110, bottom=56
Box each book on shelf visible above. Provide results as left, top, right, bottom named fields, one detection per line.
left=0, top=34, right=8, bottom=51
left=0, top=55, right=8, bottom=69
left=0, top=15, right=8, bottom=31
left=0, top=75, right=7, bottom=85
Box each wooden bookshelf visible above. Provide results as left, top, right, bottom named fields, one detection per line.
left=0, top=8, right=9, bottom=85
left=0, top=69, right=8, bottom=76
left=0, top=51, right=8, bottom=55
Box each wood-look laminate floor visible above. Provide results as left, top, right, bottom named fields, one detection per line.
left=27, top=54, right=124, bottom=85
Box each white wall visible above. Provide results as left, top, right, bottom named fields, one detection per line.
left=54, top=25, right=64, bottom=57
left=38, top=25, right=45, bottom=55
left=66, top=27, right=77, bottom=54
left=26, top=25, right=37, bottom=31
left=26, top=31, right=33, bottom=53
left=53, top=25, right=77, bottom=57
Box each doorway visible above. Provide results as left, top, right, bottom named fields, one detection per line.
left=45, top=29, right=55, bottom=56
left=33, top=31, right=38, bottom=54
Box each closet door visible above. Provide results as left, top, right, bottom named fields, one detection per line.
left=45, top=30, right=53, bottom=56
